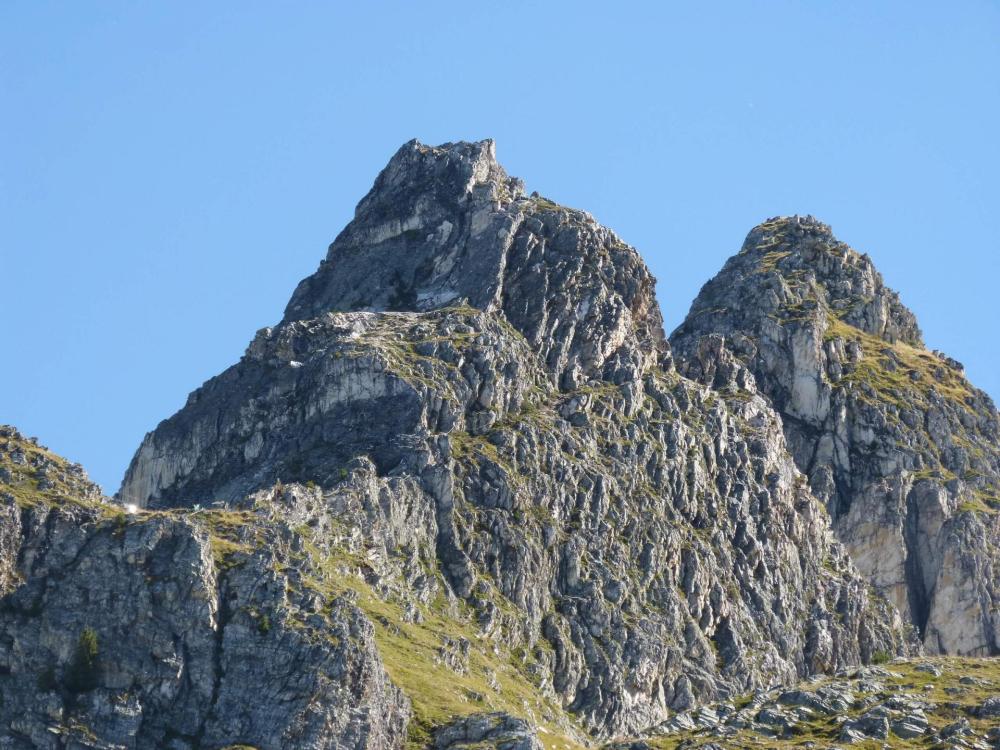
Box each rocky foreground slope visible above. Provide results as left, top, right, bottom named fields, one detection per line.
left=1, top=140, right=998, bottom=749
left=621, top=657, right=1000, bottom=748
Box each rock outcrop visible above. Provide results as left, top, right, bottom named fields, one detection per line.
left=671, top=215, right=1000, bottom=656
left=0, top=426, right=410, bottom=749
left=615, top=657, right=1000, bottom=747
left=115, top=143, right=906, bottom=741
left=7, top=144, right=997, bottom=749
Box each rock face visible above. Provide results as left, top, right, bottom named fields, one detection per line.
left=283, top=140, right=666, bottom=391
left=671, top=215, right=1000, bottom=656
left=8, top=143, right=997, bottom=748
left=434, top=713, right=542, bottom=750
left=115, top=142, right=907, bottom=741
left=0, top=427, right=410, bottom=749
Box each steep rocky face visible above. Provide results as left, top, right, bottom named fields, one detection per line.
left=671, top=215, right=1000, bottom=657
left=116, top=144, right=907, bottom=741
left=0, top=427, right=410, bottom=749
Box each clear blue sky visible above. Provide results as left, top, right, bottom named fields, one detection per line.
left=3, top=2, right=998, bottom=493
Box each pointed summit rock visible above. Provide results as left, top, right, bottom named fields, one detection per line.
left=672, top=215, right=1000, bottom=655
left=283, top=139, right=515, bottom=319
left=284, top=138, right=666, bottom=389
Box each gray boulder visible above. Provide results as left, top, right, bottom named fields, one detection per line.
left=435, top=713, right=542, bottom=750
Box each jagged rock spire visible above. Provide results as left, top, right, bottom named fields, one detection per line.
left=283, top=139, right=518, bottom=320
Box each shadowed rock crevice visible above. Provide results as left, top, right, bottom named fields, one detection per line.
left=904, top=489, right=933, bottom=638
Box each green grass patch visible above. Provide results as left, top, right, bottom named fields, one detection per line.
left=824, top=314, right=974, bottom=410
left=296, top=541, right=589, bottom=750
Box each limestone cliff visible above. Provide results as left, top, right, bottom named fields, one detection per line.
left=671, top=215, right=1000, bottom=656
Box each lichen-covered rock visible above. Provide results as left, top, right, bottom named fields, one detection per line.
left=671, top=215, right=1000, bottom=656
left=117, top=144, right=907, bottom=739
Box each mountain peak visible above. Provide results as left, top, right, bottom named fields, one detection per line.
left=351, top=138, right=515, bottom=222
left=741, top=214, right=836, bottom=251
left=680, top=216, right=923, bottom=348
left=281, top=138, right=526, bottom=324
left=282, top=139, right=665, bottom=389
left=672, top=219, right=1000, bottom=655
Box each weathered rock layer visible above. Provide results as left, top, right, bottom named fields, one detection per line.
left=0, top=427, right=410, bottom=749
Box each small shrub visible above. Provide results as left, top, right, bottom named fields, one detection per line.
left=871, top=650, right=891, bottom=665
left=258, top=613, right=271, bottom=635
left=66, top=627, right=99, bottom=692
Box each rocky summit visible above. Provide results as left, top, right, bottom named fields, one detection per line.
left=1, top=141, right=998, bottom=750
left=670, top=215, right=1000, bottom=657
